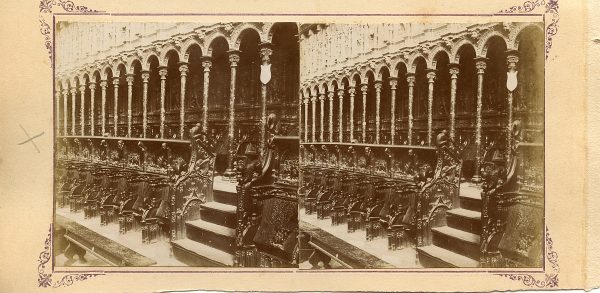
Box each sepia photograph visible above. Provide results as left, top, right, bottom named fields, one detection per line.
left=297, top=22, right=545, bottom=269
left=53, top=20, right=544, bottom=270
left=54, top=21, right=300, bottom=267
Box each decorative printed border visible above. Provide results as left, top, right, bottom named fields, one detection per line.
left=39, top=0, right=100, bottom=63
left=498, top=0, right=560, bottom=59
left=38, top=225, right=104, bottom=288
left=496, top=227, right=560, bottom=288
left=38, top=0, right=561, bottom=289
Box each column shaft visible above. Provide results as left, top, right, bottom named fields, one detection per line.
left=201, top=58, right=212, bottom=134
left=79, top=85, right=86, bottom=136
left=100, top=81, right=107, bottom=134
left=112, top=77, right=119, bottom=136
left=361, top=84, right=368, bottom=143
left=179, top=63, right=188, bottom=139
left=389, top=79, right=398, bottom=144
left=141, top=71, right=149, bottom=138
left=337, top=89, right=344, bottom=142
left=426, top=70, right=436, bottom=146
left=159, top=67, right=167, bottom=138
left=89, top=83, right=96, bottom=136
left=126, top=75, right=134, bottom=137
left=407, top=74, right=415, bottom=145
left=449, top=64, right=459, bottom=140
left=474, top=58, right=487, bottom=182
left=374, top=82, right=382, bottom=144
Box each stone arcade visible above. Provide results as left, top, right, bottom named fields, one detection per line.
left=298, top=22, right=544, bottom=268
left=54, top=22, right=300, bottom=267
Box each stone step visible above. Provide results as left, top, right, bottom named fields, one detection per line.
left=417, top=245, right=479, bottom=268
left=213, top=189, right=237, bottom=206
left=200, top=201, right=237, bottom=229
left=446, top=208, right=482, bottom=235
left=185, top=219, right=236, bottom=254
left=431, top=226, right=480, bottom=260
left=459, top=185, right=482, bottom=212
left=171, top=238, right=234, bottom=267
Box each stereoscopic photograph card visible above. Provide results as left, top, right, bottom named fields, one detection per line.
left=0, top=0, right=596, bottom=292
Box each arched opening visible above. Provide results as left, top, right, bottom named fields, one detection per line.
left=483, top=36, right=508, bottom=148
left=396, top=63, right=408, bottom=144
left=147, top=55, right=161, bottom=138
left=413, top=57, right=428, bottom=145
left=83, top=74, right=91, bottom=135
left=117, top=64, right=128, bottom=137
left=455, top=43, right=477, bottom=177
left=379, top=68, right=391, bottom=144
left=433, top=52, right=451, bottom=138
left=131, top=60, right=143, bottom=137
left=208, top=37, right=230, bottom=137
left=364, top=71, right=376, bottom=144
left=236, top=29, right=261, bottom=140
left=322, top=83, right=330, bottom=142
left=516, top=25, right=544, bottom=143
left=165, top=50, right=181, bottom=139
left=331, top=81, right=339, bottom=142
left=92, top=71, right=102, bottom=136
left=351, top=75, right=362, bottom=142
left=73, top=77, right=81, bottom=135
left=341, top=78, right=350, bottom=142
left=58, top=83, right=65, bottom=136
left=313, top=85, right=320, bottom=142
left=185, top=44, right=204, bottom=135
left=269, top=22, right=300, bottom=135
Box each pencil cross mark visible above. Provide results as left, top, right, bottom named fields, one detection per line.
left=18, top=124, right=44, bottom=153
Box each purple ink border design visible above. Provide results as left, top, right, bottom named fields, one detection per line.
left=39, top=0, right=560, bottom=289
left=38, top=225, right=104, bottom=288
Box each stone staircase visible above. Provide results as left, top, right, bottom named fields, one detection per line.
left=417, top=183, right=482, bottom=268
left=171, top=177, right=237, bottom=266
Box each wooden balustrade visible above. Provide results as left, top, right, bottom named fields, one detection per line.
left=479, top=120, right=544, bottom=268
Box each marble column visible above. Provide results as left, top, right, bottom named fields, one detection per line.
left=201, top=57, right=212, bottom=134
left=311, top=95, right=317, bottom=142
left=55, top=90, right=61, bottom=135
left=473, top=57, right=488, bottom=182
left=360, top=84, right=368, bottom=143
left=448, top=63, right=459, bottom=140
left=337, top=88, right=344, bottom=142
left=259, top=43, right=273, bottom=153
left=89, top=81, right=96, bottom=136
left=328, top=91, right=334, bottom=142
left=70, top=87, right=76, bottom=135
left=319, top=94, right=325, bottom=142
left=112, top=77, right=120, bottom=136
left=141, top=71, right=149, bottom=138
left=406, top=73, right=415, bottom=145
left=389, top=78, right=398, bottom=144
left=303, top=98, right=309, bottom=142
left=227, top=50, right=240, bottom=142
left=62, top=89, right=68, bottom=135
left=100, top=80, right=107, bottom=135
left=349, top=87, right=356, bottom=142
left=426, top=70, right=436, bottom=146
left=158, top=67, right=168, bottom=138
left=179, top=63, right=188, bottom=139
left=374, top=81, right=382, bottom=144
left=79, top=85, right=86, bottom=136
left=126, top=74, right=134, bottom=137
left=506, top=51, right=519, bottom=155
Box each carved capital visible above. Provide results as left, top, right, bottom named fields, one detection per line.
left=348, top=87, right=356, bottom=96
left=406, top=73, right=416, bottom=86
left=374, top=81, right=383, bottom=92
left=158, top=67, right=168, bottom=79
left=337, top=89, right=345, bottom=97
left=112, top=77, right=120, bottom=86
left=318, top=94, right=325, bottom=101
left=388, top=77, right=398, bottom=89
left=227, top=50, right=241, bottom=67
left=200, top=57, right=212, bottom=72
left=506, top=50, right=519, bottom=71
left=179, top=62, right=189, bottom=76
left=126, top=74, right=134, bottom=85
left=360, top=84, right=368, bottom=93
left=141, top=71, right=150, bottom=82
left=327, top=91, right=335, bottom=101
left=88, top=82, right=96, bottom=91
left=99, top=80, right=108, bottom=88
left=62, top=89, right=69, bottom=96
left=259, top=42, right=273, bottom=64
left=448, top=63, right=460, bottom=79
left=310, top=96, right=317, bottom=103
left=426, top=70, right=436, bottom=83
left=303, top=98, right=309, bottom=105
left=78, top=85, right=86, bottom=93
left=475, top=57, right=488, bottom=74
